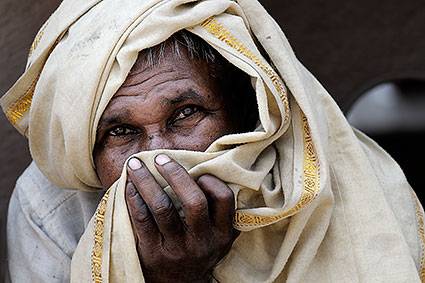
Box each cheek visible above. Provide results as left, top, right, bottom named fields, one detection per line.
left=173, top=112, right=235, bottom=151
left=94, top=146, right=137, bottom=189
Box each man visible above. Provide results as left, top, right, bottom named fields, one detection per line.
left=2, top=0, right=424, bottom=282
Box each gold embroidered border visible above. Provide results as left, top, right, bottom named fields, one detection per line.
left=412, top=191, right=425, bottom=282
left=7, top=21, right=49, bottom=124
left=28, top=21, right=48, bottom=57
left=5, top=74, right=39, bottom=125
left=91, top=190, right=110, bottom=283
left=234, top=114, right=320, bottom=228
left=201, top=17, right=320, bottom=228
left=201, top=18, right=290, bottom=124
left=6, top=34, right=59, bottom=126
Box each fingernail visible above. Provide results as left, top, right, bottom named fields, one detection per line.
left=155, top=154, right=171, bottom=166
left=128, top=157, right=142, bottom=170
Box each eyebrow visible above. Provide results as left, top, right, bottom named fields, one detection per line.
left=97, top=109, right=132, bottom=133
left=161, top=89, right=206, bottom=106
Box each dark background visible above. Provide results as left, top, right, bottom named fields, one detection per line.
left=1, top=0, right=424, bottom=280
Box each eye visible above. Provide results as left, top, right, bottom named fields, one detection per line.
left=173, top=106, right=199, bottom=122
left=108, top=125, right=138, bottom=136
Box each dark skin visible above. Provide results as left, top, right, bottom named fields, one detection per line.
left=93, top=47, right=246, bottom=282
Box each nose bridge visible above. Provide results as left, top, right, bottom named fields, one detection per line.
left=142, top=127, right=173, bottom=151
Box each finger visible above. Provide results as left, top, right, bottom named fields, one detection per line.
left=154, top=154, right=210, bottom=234
left=125, top=181, right=159, bottom=248
left=197, top=174, right=235, bottom=233
left=127, top=157, right=183, bottom=238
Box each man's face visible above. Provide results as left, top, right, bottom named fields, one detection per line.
left=93, top=48, right=237, bottom=189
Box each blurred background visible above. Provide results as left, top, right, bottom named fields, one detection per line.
left=1, top=0, right=424, bottom=280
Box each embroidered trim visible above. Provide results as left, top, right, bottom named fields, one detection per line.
left=201, top=18, right=290, bottom=124
left=5, top=35, right=60, bottom=126
left=28, top=21, right=49, bottom=57
left=91, top=190, right=110, bottom=283
left=412, top=191, right=425, bottom=282
left=7, top=21, right=50, bottom=124
left=201, top=17, right=320, bottom=228
left=5, top=75, right=39, bottom=125
left=233, top=114, right=320, bottom=228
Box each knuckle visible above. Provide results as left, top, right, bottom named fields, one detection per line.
left=185, top=194, right=207, bottom=213
left=152, top=195, right=174, bottom=219
left=136, top=201, right=150, bottom=215
left=133, top=213, right=151, bottom=226
left=132, top=206, right=151, bottom=225
left=134, top=166, right=151, bottom=180
left=215, top=188, right=234, bottom=203
left=126, top=182, right=138, bottom=198
left=197, top=175, right=213, bottom=186
left=167, top=163, right=187, bottom=180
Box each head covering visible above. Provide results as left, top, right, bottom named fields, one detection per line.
left=1, top=0, right=424, bottom=282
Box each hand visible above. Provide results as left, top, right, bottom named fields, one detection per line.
left=125, top=154, right=239, bottom=283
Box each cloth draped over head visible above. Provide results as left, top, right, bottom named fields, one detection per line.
left=2, top=0, right=424, bottom=282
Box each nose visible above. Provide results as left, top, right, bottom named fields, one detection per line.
left=141, top=132, right=174, bottom=151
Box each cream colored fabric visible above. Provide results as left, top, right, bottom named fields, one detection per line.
left=2, top=0, right=424, bottom=282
